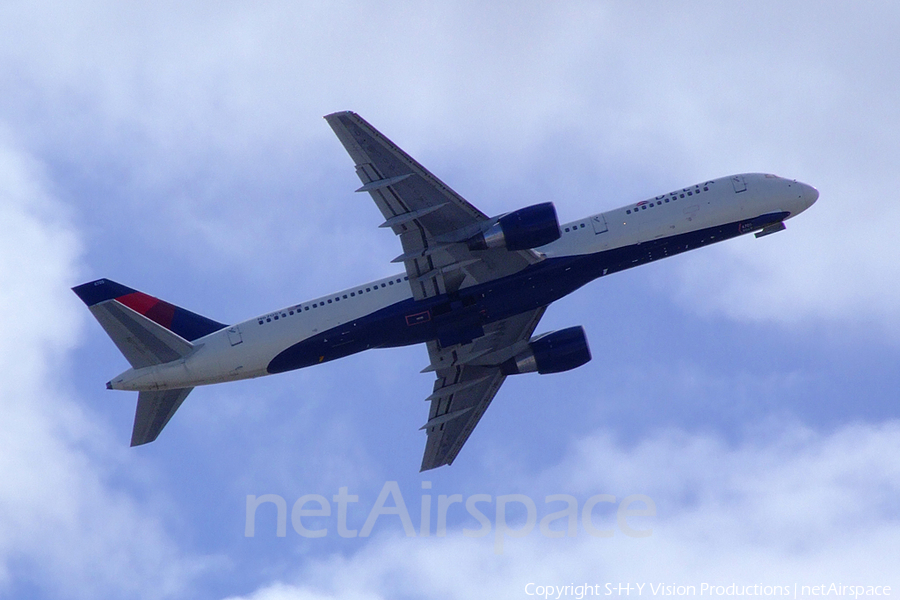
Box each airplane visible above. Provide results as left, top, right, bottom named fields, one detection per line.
left=73, top=111, right=818, bottom=471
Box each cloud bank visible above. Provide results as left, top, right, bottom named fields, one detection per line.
left=225, top=422, right=900, bottom=599
left=0, top=136, right=206, bottom=599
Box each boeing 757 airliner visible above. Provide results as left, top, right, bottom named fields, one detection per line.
left=74, top=112, right=818, bottom=470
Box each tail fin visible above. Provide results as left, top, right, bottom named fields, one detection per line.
left=73, top=278, right=225, bottom=445
left=72, top=278, right=226, bottom=368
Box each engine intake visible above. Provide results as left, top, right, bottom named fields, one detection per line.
left=500, top=326, right=591, bottom=375
left=468, top=202, right=561, bottom=251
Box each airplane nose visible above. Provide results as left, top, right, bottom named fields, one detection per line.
left=801, top=182, right=819, bottom=209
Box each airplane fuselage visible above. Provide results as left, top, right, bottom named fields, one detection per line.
left=108, top=173, right=816, bottom=392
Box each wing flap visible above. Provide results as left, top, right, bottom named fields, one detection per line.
left=379, top=203, right=449, bottom=229
left=419, top=307, right=547, bottom=471
left=325, top=111, right=487, bottom=229
left=356, top=173, right=413, bottom=193
left=326, top=111, right=541, bottom=300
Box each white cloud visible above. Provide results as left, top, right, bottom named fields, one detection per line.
left=612, top=3, right=900, bottom=334
left=0, top=133, right=207, bottom=599
left=224, top=421, right=900, bottom=600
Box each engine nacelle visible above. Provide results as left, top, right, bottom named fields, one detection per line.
left=468, top=202, right=561, bottom=251
left=500, top=326, right=591, bottom=375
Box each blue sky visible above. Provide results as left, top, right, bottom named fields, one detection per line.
left=1, top=1, right=899, bottom=598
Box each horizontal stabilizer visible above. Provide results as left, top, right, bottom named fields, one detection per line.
left=89, top=300, right=194, bottom=368
left=132, top=387, right=193, bottom=446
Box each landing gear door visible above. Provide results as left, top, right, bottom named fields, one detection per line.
left=591, top=213, right=608, bottom=234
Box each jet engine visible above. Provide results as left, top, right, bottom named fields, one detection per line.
left=468, top=202, right=561, bottom=251
left=500, top=326, right=591, bottom=375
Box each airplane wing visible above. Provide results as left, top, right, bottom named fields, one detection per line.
left=419, top=306, right=546, bottom=471
left=325, top=111, right=542, bottom=300
left=326, top=112, right=552, bottom=469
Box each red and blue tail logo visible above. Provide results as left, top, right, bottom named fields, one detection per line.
left=72, top=279, right=225, bottom=342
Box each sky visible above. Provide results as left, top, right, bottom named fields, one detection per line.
left=1, top=1, right=899, bottom=598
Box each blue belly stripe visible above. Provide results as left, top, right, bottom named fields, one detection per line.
left=266, top=214, right=784, bottom=375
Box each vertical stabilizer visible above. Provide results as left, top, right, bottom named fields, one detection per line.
left=73, top=278, right=223, bottom=445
